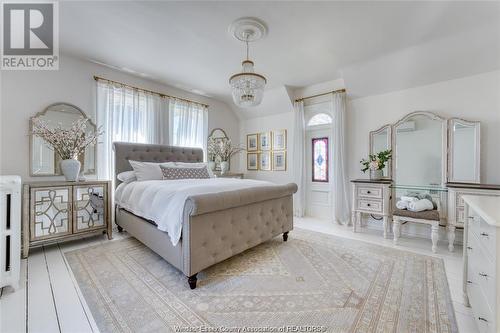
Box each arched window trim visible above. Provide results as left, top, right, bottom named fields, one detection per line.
left=307, top=112, right=333, bottom=127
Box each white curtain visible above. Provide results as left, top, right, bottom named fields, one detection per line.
left=331, top=92, right=350, bottom=224
left=96, top=81, right=169, bottom=179
left=292, top=101, right=307, bottom=217
left=169, top=99, right=208, bottom=157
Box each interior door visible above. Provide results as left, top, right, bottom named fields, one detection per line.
left=306, top=128, right=332, bottom=219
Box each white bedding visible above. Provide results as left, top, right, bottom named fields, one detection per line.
left=115, top=178, right=273, bottom=246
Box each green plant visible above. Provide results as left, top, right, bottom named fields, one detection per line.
left=360, top=149, right=392, bottom=172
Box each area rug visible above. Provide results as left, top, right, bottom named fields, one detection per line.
left=65, top=228, right=457, bottom=333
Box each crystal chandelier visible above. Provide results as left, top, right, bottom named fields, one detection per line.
left=229, top=18, right=267, bottom=108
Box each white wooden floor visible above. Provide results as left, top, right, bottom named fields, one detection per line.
left=0, top=218, right=479, bottom=333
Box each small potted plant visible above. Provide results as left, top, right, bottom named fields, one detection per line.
left=32, top=116, right=103, bottom=181
left=360, top=149, right=392, bottom=180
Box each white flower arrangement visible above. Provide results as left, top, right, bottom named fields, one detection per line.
left=207, top=137, right=245, bottom=162
left=31, top=116, right=103, bottom=160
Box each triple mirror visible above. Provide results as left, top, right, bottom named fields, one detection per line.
left=369, top=111, right=480, bottom=185
left=30, top=103, right=97, bottom=176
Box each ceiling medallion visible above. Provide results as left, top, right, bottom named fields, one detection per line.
left=228, top=17, right=268, bottom=108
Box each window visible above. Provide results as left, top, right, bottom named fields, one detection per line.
left=307, top=113, right=332, bottom=127
left=312, top=137, right=329, bottom=182
left=169, top=100, right=207, bottom=150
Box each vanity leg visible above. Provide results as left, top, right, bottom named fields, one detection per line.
left=393, top=218, right=400, bottom=245
left=383, top=216, right=388, bottom=239
left=188, top=274, right=198, bottom=289
left=283, top=232, right=289, bottom=242
left=431, top=223, right=439, bottom=253
left=447, top=225, right=456, bottom=252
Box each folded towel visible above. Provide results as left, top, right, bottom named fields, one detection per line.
left=417, top=193, right=437, bottom=209
left=408, top=199, right=434, bottom=212
left=396, top=200, right=409, bottom=210
left=400, top=196, right=418, bottom=202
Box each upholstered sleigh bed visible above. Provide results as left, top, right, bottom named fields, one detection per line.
left=113, top=142, right=297, bottom=289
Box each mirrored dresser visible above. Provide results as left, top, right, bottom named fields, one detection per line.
left=22, top=180, right=112, bottom=258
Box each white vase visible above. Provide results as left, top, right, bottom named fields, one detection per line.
left=220, top=161, right=229, bottom=174
left=369, top=169, right=383, bottom=180
left=60, top=159, right=81, bottom=181
left=208, top=161, right=216, bottom=171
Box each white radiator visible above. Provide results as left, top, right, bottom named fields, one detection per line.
left=0, top=176, right=21, bottom=290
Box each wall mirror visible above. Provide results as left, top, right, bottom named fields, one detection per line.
left=207, top=128, right=229, bottom=171
left=448, top=118, right=480, bottom=183
left=369, top=125, right=392, bottom=178
left=392, top=112, right=447, bottom=188
left=30, top=103, right=97, bottom=176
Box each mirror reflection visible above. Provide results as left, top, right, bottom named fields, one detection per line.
left=31, top=103, right=96, bottom=176
left=394, top=114, right=444, bottom=187
left=450, top=120, right=479, bottom=182
left=207, top=128, right=229, bottom=171
left=370, top=127, right=390, bottom=177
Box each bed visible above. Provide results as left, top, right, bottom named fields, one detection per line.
left=113, top=142, right=297, bottom=289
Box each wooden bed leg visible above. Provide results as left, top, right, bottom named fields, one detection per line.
left=188, top=274, right=198, bottom=289
left=283, top=232, right=289, bottom=242
left=117, top=225, right=123, bottom=232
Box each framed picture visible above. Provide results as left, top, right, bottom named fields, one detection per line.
left=272, top=129, right=287, bottom=150
left=259, top=152, right=271, bottom=171
left=259, top=132, right=271, bottom=151
left=247, top=134, right=258, bottom=152
left=272, top=151, right=287, bottom=171
left=247, top=153, right=258, bottom=170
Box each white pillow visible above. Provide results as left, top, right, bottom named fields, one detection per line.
left=116, top=170, right=136, bottom=184
left=128, top=160, right=164, bottom=181
left=163, top=162, right=215, bottom=178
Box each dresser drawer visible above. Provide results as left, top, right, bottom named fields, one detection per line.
left=469, top=214, right=481, bottom=239
left=456, top=207, right=466, bottom=224
left=357, top=187, right=383, bottom=199
left=468, top=282, right=496, bottom=333
left=478, top=218, right=497, bottom=258
left=456, top=194, right=465, bottom=208
left=357, top=199, right=383, bottom=213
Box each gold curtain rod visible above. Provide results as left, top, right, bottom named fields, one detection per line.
left=93, top=76, right=209, bottom=108
left=294, top=88, right=346, bottom=103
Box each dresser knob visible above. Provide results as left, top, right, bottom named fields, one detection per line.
left=467, top=280, right=472, bottom=284
left=479, top=272, right=488, bottom=277
left=480, top=232, right=489, bottom=237
left=367, top=191, right=371, bottom=194
left=478, top=317, right=488, bottom=322
left=467, top=246, right=473, bottom=250
left=367, top=203, right=371, bottom=207
left=468, top=216, right=474, bottom=219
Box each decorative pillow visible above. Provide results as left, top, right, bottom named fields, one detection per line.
left=128, top=160, right=164, bottom=181
left=116, top=170, right=137, bottom=184
left=162, top=162, right=215, bottom=178
left=160, top=165, right=210, bottom=180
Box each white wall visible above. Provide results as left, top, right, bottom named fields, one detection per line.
left=0, top=54, right=239, bottom=181
left=348, top=70, right=500, bottom=184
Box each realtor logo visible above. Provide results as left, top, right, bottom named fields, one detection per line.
left=1, top=1, right=59, bottom=70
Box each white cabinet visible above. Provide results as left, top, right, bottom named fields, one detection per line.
left=462, top=195, right=500, bottom=333
left=351, top=179, right=392, bottom=238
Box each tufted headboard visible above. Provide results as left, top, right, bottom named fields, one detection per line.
left=113, top=142, right=204, bottom=187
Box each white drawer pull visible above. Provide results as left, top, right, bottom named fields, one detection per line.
left=478, top=317, right=488, bottom=322
left=478, top=272, right=488, bottom=277
left=480, top=232, right=489, bottom=237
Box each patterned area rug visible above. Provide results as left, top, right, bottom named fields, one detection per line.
left=65, top=229, right=457, bottom=333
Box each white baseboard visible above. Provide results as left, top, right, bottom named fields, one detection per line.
left=362, top=216, right=464, bottom=245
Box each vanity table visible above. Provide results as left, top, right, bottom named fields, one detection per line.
left=462, top=195, right=500, bottom=333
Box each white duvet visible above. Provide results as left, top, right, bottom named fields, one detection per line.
left=115, top=178, right=273, bottom=246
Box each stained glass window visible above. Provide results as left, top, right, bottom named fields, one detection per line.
left=312, top=137, right=329, bottom=182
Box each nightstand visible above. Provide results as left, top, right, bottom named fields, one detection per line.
left=22, top=180, right=112, bottom=257
left=214, top=172, right=244, bottom=179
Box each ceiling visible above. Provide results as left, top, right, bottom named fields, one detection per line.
left=59, top=1, right=500, bottom=107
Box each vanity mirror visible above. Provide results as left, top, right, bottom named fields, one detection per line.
left=369, top=125, right=392, bottom=178
left=392, top=111, right=447, bottom=188
left=30, top=103, right=97, bottom=176
left=207, top=128, right=229, bottom=171
left=448, top=118, right=480, bottom=183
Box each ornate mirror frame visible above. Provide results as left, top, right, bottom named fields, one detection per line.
left=390, top=111, right=448, bottom=187
left=207, top=128, right=229, bottom=171
left=30, top=103, right=97, bottom=177
left=448, top=118, right=481, bottom=184
left=369, top=124, right=392, bottom=179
